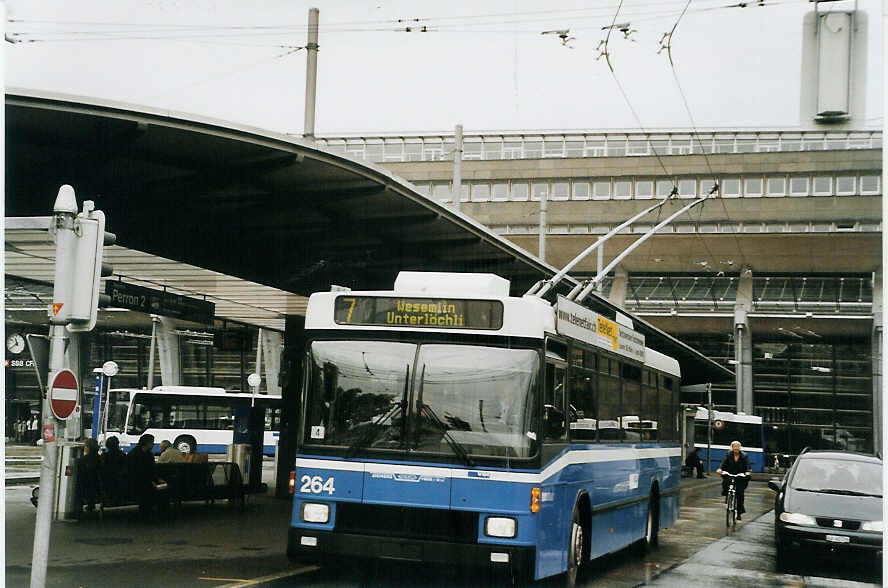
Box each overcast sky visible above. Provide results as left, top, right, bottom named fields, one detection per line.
left=4, top=0, right=883, bottom=135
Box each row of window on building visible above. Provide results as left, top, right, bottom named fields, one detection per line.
left=315, top=130, right=882, bottom=163
left=489, top=219, right=881, bottom=237
left=413, top=172, right=882, bottom=203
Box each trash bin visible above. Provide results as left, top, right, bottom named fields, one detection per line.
left=227, top=443, right=252, bottom=484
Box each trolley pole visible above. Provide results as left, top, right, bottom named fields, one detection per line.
left=30, top=187, right=78, bottom=588
left=303, top=7, right=319, bottom=142
left=707, top=382, right=713, bottom=474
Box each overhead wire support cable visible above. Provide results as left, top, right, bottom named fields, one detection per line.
left=658, top=0, right=749, bottom=269
left=595, top=0, right=678, bottom=185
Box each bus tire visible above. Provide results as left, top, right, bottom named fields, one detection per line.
left=564, top=506, right=585, bottom=587
left=639, top=492, right=659, bottom=552
left=174, top=436, right=196, bottom=454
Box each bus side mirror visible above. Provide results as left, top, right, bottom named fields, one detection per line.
left=767, top=480, right=781, bottom=492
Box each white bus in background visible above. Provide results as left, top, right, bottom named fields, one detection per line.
left=100, top=386, right=282, bottom=455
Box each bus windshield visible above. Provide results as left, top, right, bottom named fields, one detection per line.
left=304, top=340, right=539, bottom=460
left=105, top=390, right=131, bottom=432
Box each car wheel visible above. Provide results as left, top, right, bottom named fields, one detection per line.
left=775, top=531, right=791, bottom=571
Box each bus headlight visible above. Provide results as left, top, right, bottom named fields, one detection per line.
left=485, top=517, right=517, bottom=538
left=779, top=512, right=816, bottom=526
left=861, top=520, right=883, bottom=532
left=301, top=503, right=330, bottom=524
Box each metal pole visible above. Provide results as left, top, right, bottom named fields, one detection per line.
left=31, top=186, right=79, bottom=588
left=452, top=124, right=463, bottom=212
left=254, top=329, right=264, bottom=406
left=538, top=189, right=547, bottom=262
left=102, top=375, right=113, bottom=439
left=147, top=315, right=158, bottom=388
left=91, top=371, right=103, bottom=440
left=707, top=383, right=713, bottom=474
left=303, top=7, right=319, bottom=142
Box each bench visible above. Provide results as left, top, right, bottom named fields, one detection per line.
left=46, top=460, right=247, bottom=518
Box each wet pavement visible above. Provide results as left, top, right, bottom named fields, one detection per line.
left=5, top=444, right=882, bottom=587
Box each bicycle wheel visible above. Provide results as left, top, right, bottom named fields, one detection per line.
left=726, top=492, right=735, bottom=528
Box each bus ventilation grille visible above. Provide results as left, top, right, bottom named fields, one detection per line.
left=335, top=503, right=478, bottom=544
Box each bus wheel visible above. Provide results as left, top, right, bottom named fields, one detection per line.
left=564, top=507, right=585, bottom=587
left=640, top=493, right=659, bottom=552
left=174, top=436, right=196, bottom=454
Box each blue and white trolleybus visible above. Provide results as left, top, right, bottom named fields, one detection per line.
left=287, top=272, right=683, bottom=583
left=694, top=407, right=765, bottom=473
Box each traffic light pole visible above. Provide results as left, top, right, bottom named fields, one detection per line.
left=30, top=187, right=78, bottom=588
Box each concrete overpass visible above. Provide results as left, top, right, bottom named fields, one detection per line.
left=5, top=88, right=731, bottom=385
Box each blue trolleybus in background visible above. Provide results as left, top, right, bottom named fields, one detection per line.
left=694, top=408, right=765, bottom=473
left=287, top=272, right=683, bottom=583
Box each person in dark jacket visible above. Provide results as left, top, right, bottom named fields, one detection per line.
left=685, top=447, right=705, bottom=478
left=101, top=436, right=128, bottom=505
left=716, top=440, right=750, bottom=519
left=73, top=438, right=102, bottom=518
left=127, top=434, right=167, bottom=519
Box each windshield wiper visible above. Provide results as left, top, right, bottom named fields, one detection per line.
left=414, top=363, right=474, bottom=467
left=802, top=488, right=883, bottom=498
left=420, top=402, right=474, bottom=468
left=345, top=365, right=409, bottom=458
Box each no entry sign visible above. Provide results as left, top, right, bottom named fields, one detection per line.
left=49, top=369, right=79, bottom=420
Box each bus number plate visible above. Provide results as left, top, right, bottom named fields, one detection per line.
left=300, top=475, right=335, bottom=495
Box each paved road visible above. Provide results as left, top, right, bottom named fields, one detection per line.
left=5, top=449, right=881, bottom=588
left=239, top=482, right=882, bottom=587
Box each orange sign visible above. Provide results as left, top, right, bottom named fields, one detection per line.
left=52, top=302, right=63, bottom=316
left=597, top=316, right=619, bottom=351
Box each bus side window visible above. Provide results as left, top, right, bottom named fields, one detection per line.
left=544, top=362, right=567, bottom=441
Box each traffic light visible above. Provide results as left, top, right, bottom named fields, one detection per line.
left=67, top=201, right=115, bottom=332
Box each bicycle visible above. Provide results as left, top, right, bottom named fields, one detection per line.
left=720, top=472, right=747, bottom=528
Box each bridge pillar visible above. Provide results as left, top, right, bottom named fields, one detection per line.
left=607, top=266, right=629, bottom=307
left=261, top=329, right=283, bottom=395
left=156, top=317, right=182, bottom=386
left=872, top=269, right=882, bottom=455
left=276, top=315, right=307, bottom=498
left=734, top=268, right=754, bottom=415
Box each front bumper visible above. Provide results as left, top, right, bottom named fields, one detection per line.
left=778, top=523, right=883, bottom=554
left=288, top=528, right=535, bottom=578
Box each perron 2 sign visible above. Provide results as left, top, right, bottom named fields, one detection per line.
left=106, top=281, right=214, bottom=324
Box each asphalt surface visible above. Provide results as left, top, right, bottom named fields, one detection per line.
left=5, top=443, right=883, bottom=587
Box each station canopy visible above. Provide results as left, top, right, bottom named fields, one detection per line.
left=4, top=89, right=731, bottom=385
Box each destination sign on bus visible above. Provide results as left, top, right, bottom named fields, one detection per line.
left=334, top=296, right=503, bottom=330
left=555, top=296, right=645, bottom=362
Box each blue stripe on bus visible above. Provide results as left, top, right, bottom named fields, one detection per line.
left=293, top=444, right=680, bottom=580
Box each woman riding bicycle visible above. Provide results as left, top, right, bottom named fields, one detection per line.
left=716, top=440, right=749, bottom=520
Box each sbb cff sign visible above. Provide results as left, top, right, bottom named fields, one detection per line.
left=50, top=369, right=79, bottom=420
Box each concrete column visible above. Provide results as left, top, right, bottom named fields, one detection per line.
left=608, top=266, right=629, bottom=307
left=276, top=315, right=306, bottom=499
left=156, top=317, right=181, bottom=386
left=261, top=329, right=283, bottom=395
left=734, top=267, right=754, bottom=414
left=872, top=269, right=882, bottom=454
